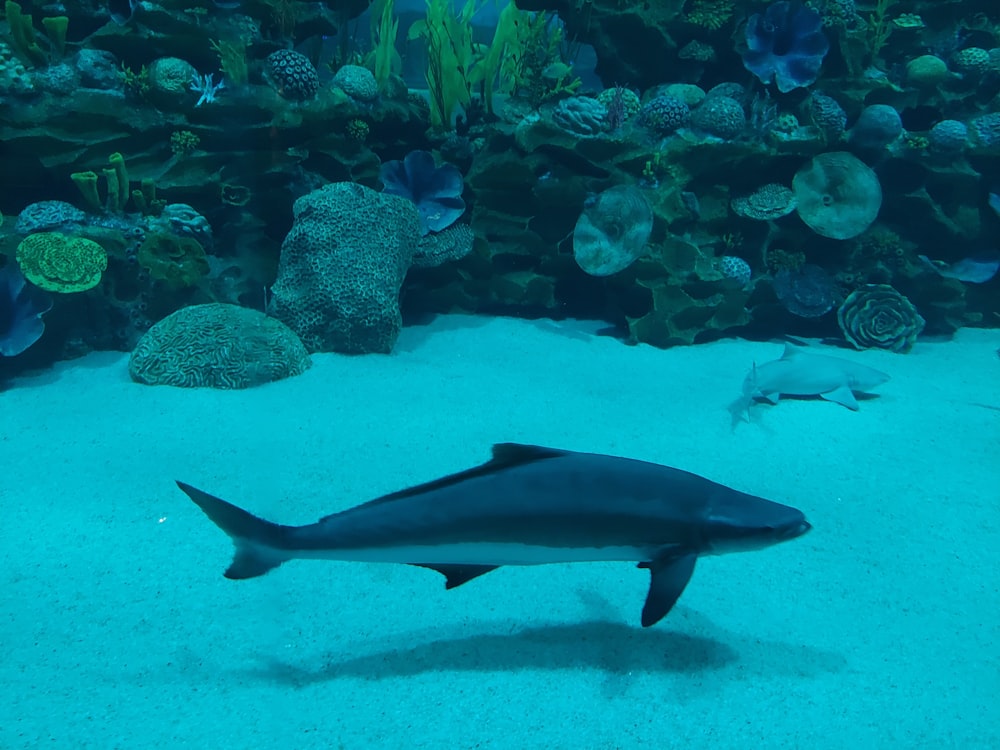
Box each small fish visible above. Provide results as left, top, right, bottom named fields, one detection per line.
left=180, top=443, right=811, bottom=627
left=917, top=252, right=1000, bottom=284
left=732, top=344, right=890, bottom=423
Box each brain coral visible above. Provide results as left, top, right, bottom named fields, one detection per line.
left=268, top=182, right=426, bottom=354
left=16, top=232, right=107, bottom=292
left=129, top=303, right=311, bottom=389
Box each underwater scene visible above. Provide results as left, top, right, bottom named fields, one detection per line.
left=1, top=0, right=998, bottom=746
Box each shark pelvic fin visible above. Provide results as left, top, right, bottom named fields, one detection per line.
left=411, top=563, right=500, bottom=589
left=638, top=553, right=697, bottom=627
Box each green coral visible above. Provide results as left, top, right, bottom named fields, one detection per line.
left=170, top=130, right=200, bottom=156
left=685, top=0, right=733, bottom=31
left=119, top=62, right=150, bottom=98
left=4, top=0, right=47, bottom=66
left=346, top=118, right=369, bottom=141
left=211, top=38, right=248, bottom=86
left=16, top=232, right=108, bottom=292
left=136, top=232, right=210, bottom=287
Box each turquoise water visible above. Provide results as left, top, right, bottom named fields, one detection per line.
left=2, top=317, right=997, bottom=748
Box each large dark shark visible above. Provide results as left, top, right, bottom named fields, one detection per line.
left=179, top=444, right=811, bottom=626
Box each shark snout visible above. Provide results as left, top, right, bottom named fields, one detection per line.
left=780, top=520, right=812, bottom=541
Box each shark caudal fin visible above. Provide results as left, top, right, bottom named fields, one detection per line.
left=177, top=481, right=291, bottom=579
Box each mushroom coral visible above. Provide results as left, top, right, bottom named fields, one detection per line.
left=573, top=185, right=653, bottom=276
left=792, top=152, right=882, bottom=240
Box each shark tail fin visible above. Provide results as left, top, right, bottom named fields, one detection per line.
left=728, top=361, right=757, bottom=429
left=177, top=481, right=291, bottom=580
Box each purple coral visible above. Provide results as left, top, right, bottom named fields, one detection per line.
left=379, top=150, right=466, bottom=235
left=742, top=1, right=829, bottom=94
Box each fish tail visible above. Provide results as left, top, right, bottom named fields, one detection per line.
left=177, top=481, right=291, bottom=579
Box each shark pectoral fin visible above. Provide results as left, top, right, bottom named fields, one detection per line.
left=821, top=385, right=859, bottom=410
left=411, top=563, right=500, bottom=589
left=637, top=553, right=697, bottom=627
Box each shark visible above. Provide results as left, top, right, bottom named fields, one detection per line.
left=179, top=443, right=812, bottom=627
left=731, top=344, right=891, bottom=423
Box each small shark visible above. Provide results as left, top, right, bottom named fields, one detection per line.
left=179, top=444, right=811, bottom=627
left=732, top=344, right=890, bottom=423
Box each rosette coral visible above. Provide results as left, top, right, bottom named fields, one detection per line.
left=742, top=1, right=829, bottom=93
left=837, top=284, right=925, bottom=353
left=379, top=150, right=465, bottom=235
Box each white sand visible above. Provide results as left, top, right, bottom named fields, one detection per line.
left=1, top=314, right=997, bottom=749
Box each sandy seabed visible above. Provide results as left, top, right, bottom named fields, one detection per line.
left=1, top=314, right=997, bottom=749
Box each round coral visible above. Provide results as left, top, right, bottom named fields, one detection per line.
left=333, top=64, right=378, bottom=102
left=639, top=95, right=689, bottom=134
left=719, top=256, right=751, bottom=287
left=266, top=50, right=319, bottom=101
left=837, top=284, right=925, bottom=353
left=928, top=120, right=968, bottom=155
left=689, top=96, right=745, bottom=140
left=16, top=232, right=107, bottom=292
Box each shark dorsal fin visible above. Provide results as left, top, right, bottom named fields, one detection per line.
left=781, top=343, right=801, bottom=360
left=326, top=444, right=569, bottom=519
left=490, top=443, right=568, bottom=467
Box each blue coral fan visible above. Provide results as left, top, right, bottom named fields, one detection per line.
left=0, top=265, right=53, bottom=357
left=742, top=1, right=830, bottom=94
left=379, top=150, right=466, bottom=235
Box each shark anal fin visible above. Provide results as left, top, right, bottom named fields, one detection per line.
left=411, top=563, right=500, bottom=589
left=226, top=545, right=286, bottom=579
left=821, top=385, right=859, bottom=410
left=637, top=553, right=697, bottom=627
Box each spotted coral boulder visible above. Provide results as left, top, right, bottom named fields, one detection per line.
left=268, top=182, right=473, bottom=354
left=129, top=303, right=310, bottom=389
